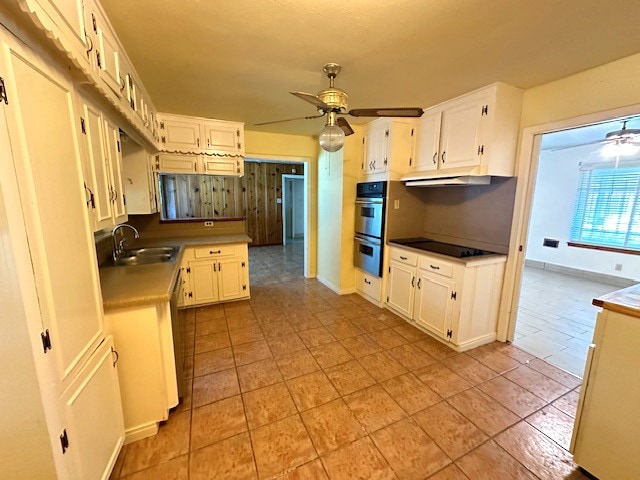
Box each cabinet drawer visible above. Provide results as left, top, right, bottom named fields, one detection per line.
left=193, top=245, right=235, bottom=258
left=356, top=269, right=382, bottom=301
left=391, top=249, right=418, bottom=266
left=419, top=257, right=454, bottom=278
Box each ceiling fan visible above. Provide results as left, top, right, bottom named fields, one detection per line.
left=551, top=119, right=640, bottom=157
left=255, top=63, right=424, bottom=152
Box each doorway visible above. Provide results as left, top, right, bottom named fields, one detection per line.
left=282, top=174, right=304, bottom=246
left=509, top=115, right=640, bottom=376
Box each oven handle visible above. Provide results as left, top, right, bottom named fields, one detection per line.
left=354, top=235, right=382, bottom=246
left=356, top=198, right=384, bottom=205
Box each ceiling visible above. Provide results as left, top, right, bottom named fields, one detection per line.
left=102, top=0, right=640, bottom=136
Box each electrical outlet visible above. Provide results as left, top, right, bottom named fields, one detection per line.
left=394, top=199, right=400, bottom=209
left=615, top=263, right=623, bottom=271
left=204, top=221, right=214, bottom=227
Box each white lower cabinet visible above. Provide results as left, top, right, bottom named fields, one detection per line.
left=181, top=243, right=250, bottom=307
left=386, top=246, right=505, bottom=350
left=355, top=268, right=383, bottom=303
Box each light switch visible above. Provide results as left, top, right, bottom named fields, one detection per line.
left=394, top=199, right=400, bottom=209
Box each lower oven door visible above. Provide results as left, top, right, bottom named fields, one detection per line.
left=354, top=235, right=382, bottom=277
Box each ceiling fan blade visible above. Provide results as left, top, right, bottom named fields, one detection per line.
left=253, top=114, right=325, bottom=126
left=348, top=107, right=424, bottom=118
left=336, top=117, right=354, bottom=136
left=290, top=91, right=330, bottom=110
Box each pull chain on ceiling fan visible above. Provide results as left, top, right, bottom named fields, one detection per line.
left=255, top=63, right=424, bottom=152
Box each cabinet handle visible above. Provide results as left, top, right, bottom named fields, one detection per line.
left=417, top=278, right=422, bottom=289
left=364, top=278, right=371, bottom=285
left=197, top=138, right=200, bottom=147
left=207, top=138, right=210, bottom=148
left=441, top=151, right=446, bottom=163
left=218, top=263, right=221, bottom=271
left=411, top=276, right=415, bottom=287
left=85, top=33, right=93, bottom=57
left=429, top=264, right=440, bottom=270
left=194, top=161, right=197, bottom=172
left=214, top=263, right=216, bottom=272
left=210, top=250, right=221, bottom=254
left=400, top=256, right=407, bottom=260
left=110, top=346, right=119, bottom=367
left=432, top=152, right=437, bottom=164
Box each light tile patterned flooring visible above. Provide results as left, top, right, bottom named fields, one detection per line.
left=110, top=245, right=590, bottom=480
left=513, top=266, right=619, bottom=377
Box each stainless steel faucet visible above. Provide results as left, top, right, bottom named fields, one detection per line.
left=112, top=223, right=140, bottom=261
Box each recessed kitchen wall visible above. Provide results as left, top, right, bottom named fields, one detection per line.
left=387, top=178, right=517, bottom=254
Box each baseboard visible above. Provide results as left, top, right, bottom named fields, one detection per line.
left=316, top=275, right=356, bottom=295
left=456, top=332, right=498, bottom=352
left=124, top=422, right=159, bottom=444
left=524, top=259, right=636, bottom=287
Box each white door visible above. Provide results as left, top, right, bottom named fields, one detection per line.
left=188, top=260, right=219, bottom=305
left=157, top=153, right=200, bottom=174
left=218, top=256, right=246, bottom=301
left=413, top=110, right=441, bottom=171
left=0, top=37, right=104, bottom=382
left=59, top=336, right=124, bottom=480
left=439, top=96, right=485, bottom=170
left=202, top=122, right=240, bottom=153
left=160, top=117, right=201, bottom=151
left=387, top=263, right=416, bottom=318
left=414, top=273, right=455, bottom=341
left=104, top=120, right=127, bottom=224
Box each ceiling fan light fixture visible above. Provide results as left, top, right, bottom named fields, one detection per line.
left=601, top=138, right=640, bottom=157
left=319, top=124, right=345, bottom=152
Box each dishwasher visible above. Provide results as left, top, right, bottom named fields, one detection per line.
left=170, top=270, right=186, bottom=399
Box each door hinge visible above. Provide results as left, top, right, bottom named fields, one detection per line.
left=446, top=329, right=453, bottom=339
left=96, top=51, right=101, bottom=68
left=362, top=137, right=365, bottom=145
left=188, top=292, right=193, bottom=298
left=0, top=77, right=8, bottom=104
left=60, top=429, right=69, bottom=454
left=160, top=121, right=165, bottom=129
left=386, top=296, right=389, bottom=303
left=237, top=142, right=242, bottom=149
left=186, top=267, right=191, bottom=273
left=80, top=117, right=86, bottom=134
left=241, top=261, right=246, bottom=267
left=410, top=128, right=414, bottom=136
left=117, top=140, right=121, bottom=152
left=519, top=245, right=523, bottom=252
left=383, top=158, right=388, bottom=166
left=161, top=136, right=166, bottom=143
left=477, top=145, right=484, bottom=155
left=481, top=105, right=488, bottom=115
left=451, top=291, right=457, bottom=300
left=388, top=266, right=391, bottom=274
left=123, top=194, right=126, bottom=206
left=409, top=157, right=412, bottom=166
left=385, top=129, right=389, bottom=137
left=242, top=285, right=247, bottom=291
left=41, top=329, right=52, bottom=354
left=91, top=13, right=97, bottom=32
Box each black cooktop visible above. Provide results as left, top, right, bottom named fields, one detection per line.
left=391, top=238, right=495, bottom=258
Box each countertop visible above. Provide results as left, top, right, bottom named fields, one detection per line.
left=387, top=240, right=507, bottom=266
left=593, top=283, right=640, bottom=319
left=100, top=234, right=252, bottom=310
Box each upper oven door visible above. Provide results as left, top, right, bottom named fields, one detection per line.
left=355, top=198, right=384, bottom=238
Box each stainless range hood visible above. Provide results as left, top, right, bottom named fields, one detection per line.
left=404, top=176, right=491, bottom=187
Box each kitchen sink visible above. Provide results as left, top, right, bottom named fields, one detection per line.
left=111, top=246, right=179, bottom=266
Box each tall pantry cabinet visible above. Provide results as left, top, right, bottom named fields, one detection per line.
left=0, top=22, right=124, bottom=480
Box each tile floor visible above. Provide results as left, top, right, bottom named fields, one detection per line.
left=110, top=245, right=591, bottom=480
left=513, top=266, right=619, bottom=377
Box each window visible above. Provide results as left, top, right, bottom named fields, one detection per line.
left=570, top=163, right=640, bottom=251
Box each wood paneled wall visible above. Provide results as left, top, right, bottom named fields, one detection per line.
left=160, top=161, right=304, bottom=246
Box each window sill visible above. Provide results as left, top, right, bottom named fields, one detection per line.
left=567, top=242, right=640, bottom=256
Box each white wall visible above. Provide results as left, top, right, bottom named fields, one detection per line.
left=317, top=149, right=344, bottom=288
left=526, top=144, right=640, bottom=280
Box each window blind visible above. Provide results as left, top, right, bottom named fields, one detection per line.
left=570, top=166, right=640, bottom=250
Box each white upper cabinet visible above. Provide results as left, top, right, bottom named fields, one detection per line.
left=408, top=82, right=523, bottom=178
left=104, top=119, right=128, bottom=224
left=160, top=116, right=202, bottom=151
left=85, top=3, right=122, bottom=97
left=362, top=118, right=415, bottom=180
left=121, top=140, right=158, bottom=215
left=203, top=121, right=243, bottom=154
left=363, top=119, right=388, bottom=175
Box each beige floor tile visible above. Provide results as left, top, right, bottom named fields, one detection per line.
left=393, top=324, right=428, bottom=342
left=552, top=389, right=580, bottom=418
left=321, top=437, right=396, bottom=480
left=315, top=309, right=348, bottom=325
left=442, top=353, right=498, bottom=385
left=267, top=333, right=307, bottom=357
left=121, top=411, right=191, bottom=476
left=196, top=304, right=225, bottom=321
left=226, top=314, right=258, bottom=331
left=121, top=455, right=188, bottom=480
left=344, top=385, right=406, bottom=433
left=447, top=388, right=520, bottom=436
left=526, top=358, right=583, bottom=389
left=413, top=402, right=487, bottom=460
left=324, top=359, right=377, bottom=396
left=477, top=376, right=547, bottom=418
left=261, top=320, right=296, bottom=339
left=351, top=316, right=388, bottom=333
left=495, top=421, right=584, bottom=479
left=526, top=405, right=575, bottom=450
left=414, top=363, right=472, bottom=398
left=309, top=341, right=354, bottom=369
left=278, top=459, right=328, bottom=479
left=491, top=343, right=535, bottom=364
left=250, top=415, right=317, bottom=479
left=190, top=395, right=247, bottom=450
left=388, top=343, right=438, bottom=371
left=504, top=365, right=571, bottom=402
left=367, top=328, right=409, bottom=350
left=190, top=432, right=257, bottom=480
left=287, top=370, right=340, bottom=411
left=193, top=347, right=235, bottom=377
left=301, top=398, right=366, bottom=455
left=276, top=349, right=321, bottom=380
left=465, top=346, right=522, bottom=374
left=195, top=317, right=227, bottom=336
left=456, top=440, right=537, bottom=480
left=339, top=334, right=383, bottom=358
left=325, top=320, right=364, bottom=340
left=414, top=337, right=459, bottom=360
left=192, top=368, right=240, bottom=407
left=298, top=326, right=336, bottom=347
left=233, top=340, right=273, bottom=366
left=372, top=418, right=451, bottom=479
left=358, top=351, right=408, bottom=382
left=381, top=373, right=441, bottom=415
left=374, top=311, right=406, bottom=328
left=194, top=331, right=230, bottom=354
left=237, top=358, right=283, bottom=392
left=242, top=382, right=297, bottom=430
left=426, top=464, right=469, bottom=480
left=229, top=326, right=265, bottom=346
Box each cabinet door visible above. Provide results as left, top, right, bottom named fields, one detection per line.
left=80, top=99, right=114, bottom=231
left=439, top=96, right=485, bottom=170
left=364, top=121, right=388, bottom=174
left=95, top=14, right=121, bottom=97
left=414, top=273, right=455, bottom=341
left=104, top=120, right=127, bottom=224
left=412, top=110, right=441, bottom=171
left=202, top=122, right=241, bottom=154
left=188, top=260, right=219, bottom=305
left=217, top=256, right=246, bottom=301
left=387, top=263, right=416, bottom=318
left=160, top=117, right=201, bottom=151
left=201, top=157, right=238, bottom=175
left=59, top=336, right=124, bottom=480
left=157, top=153, right=200, bottom=174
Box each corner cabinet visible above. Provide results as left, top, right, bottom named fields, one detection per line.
left=180, top=243, right=250, bottom=307
left=361, top=118, right=415, bottom=180
left=386, top=246, right=506, bottom=351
